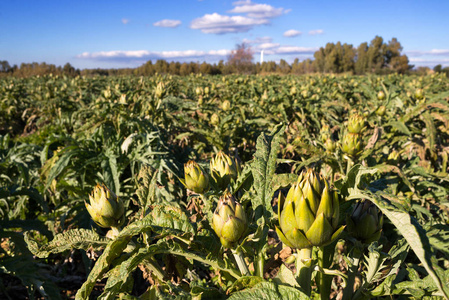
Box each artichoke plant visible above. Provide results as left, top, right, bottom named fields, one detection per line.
left=210, top=151, right=238, bottom=191
left=182, top=160, right=209, bottom=194
left=212, top=192, right=247, bottom=249
left=276, top=169, right=344, bottom=249
left=346, top=200, right=383, bottom=244
left=85, top=184, right=125, bottom=229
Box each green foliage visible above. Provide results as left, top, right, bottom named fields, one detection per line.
left=0, top=73, right=448, bottom=299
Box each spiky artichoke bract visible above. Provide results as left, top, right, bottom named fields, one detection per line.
left=85, top=184, right=125, bottom=228
left=346, top=200, right=383, bottom=244
left=183, top=160, right=209, bottom=194
left=210, top=151, right=238, bottom=191
left=276, top=169, right=345, bottom=249
left=212, top=192, right=247, bottom=249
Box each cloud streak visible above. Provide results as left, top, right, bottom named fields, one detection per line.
left=308, top=29, right=324, bottom=35
left=228, top=2, right=288, bottom=19
left=153, top=19, right=182, bottom=28
left=406, top=49, right=449, bottom=57
left=77, top=49, right=232, bottom=63
left=283, top=29, right=302, bottom=37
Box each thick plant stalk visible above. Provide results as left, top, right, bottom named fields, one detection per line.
left=318, top=244, right=335, bottom=300
left=342, top=247, right=362, bottom=300
left=232, top=248, right=250, bottom=276
left=296, top=248, right=313, bottom=296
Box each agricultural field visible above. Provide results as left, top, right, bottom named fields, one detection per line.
left=1, top=73, right=449, bottom=299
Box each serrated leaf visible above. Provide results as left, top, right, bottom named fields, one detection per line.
left=24, top=228, right=109, bottom=258
left=228, top=281, right=309, bottom=300
left=251, top=123, right=285, bottom=220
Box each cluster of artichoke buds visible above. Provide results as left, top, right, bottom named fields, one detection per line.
left=182, top=151, right=240, bottom=193
left=212, top=192, right=247, bottom=249
left=182, top=160, right=210, bottom=194
left=276, top=169, right=345, bottom=249
left=85, top=184, right=125, bottom=229
left=346, top=200, right=383, bottom=244
left=342, top=112, right=365, bottom=158
left=210, top=151, right=239, bottom=191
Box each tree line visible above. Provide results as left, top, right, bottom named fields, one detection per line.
left=1, top=36, right=448, bottom=77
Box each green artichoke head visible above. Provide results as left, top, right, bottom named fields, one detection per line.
left=85, top=184, right=125, bottom=228
left=276, top=169, right=345, bottom=249
left=347, top=113, right=365, bottom=134
left=210, top=151, right=238, bottom=191
left=346, top=200, right=383, bottom=244
left=341, top=132, right=363, bottom=157
left=212, top=192, right=247, bottom=249
left=183, top=160, right=209, bottom=194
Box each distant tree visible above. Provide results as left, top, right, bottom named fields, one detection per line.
left=199, top=62, right=212, bottom=75
left=277, top=59, right=291, bottom=74
left=366, top=36, right=385, bottom=73
left=354, top=42, right=369, bottom=74
left=168, top=61, right=181, bottom=75
left=0, top=60, right=12, bottom=73
left=179, top=62, right=191, bottom=76
left=62, top=63, right=79, bottom=76
left=227, top=43, right=254, bottom=74
left=434, top=64, right=442, bottom=73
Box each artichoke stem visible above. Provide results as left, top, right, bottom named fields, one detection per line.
left=232, top=249, right=250, bottom=277
left=295, top=248, right=313, bottom=296
left=317, top=244, right=335, bottom=300
left=342, top=248, right=362, bottom=300
left=110, top=226, right=121, bottom=239
left=346, top=156, right=354, bottom=175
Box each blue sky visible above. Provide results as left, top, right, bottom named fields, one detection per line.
left=1, top=0, right=449, bottom=70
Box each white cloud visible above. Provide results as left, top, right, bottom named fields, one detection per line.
left=153, top=19, right=182, bottom=28
left=259, top=45, right=317, bottom=56
left=308, top=29, right=324, bottom=35
left=77, top=49, right=232, bottom=62
left=190, top=13, right=268, bottom=34
left=228, top=2, right=287, bottom=19
left=122, top=19, right=130, bottom=25
left=242, top=36, right=273, bottom=45
left=283, top=29, right=302, bottom=37
left=257, top=43, right=280, bottom=50
left=406, top=49, right=449, bottom=57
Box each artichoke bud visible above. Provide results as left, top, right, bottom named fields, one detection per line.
left=222, top=100, right=231, bottom=111
left=212, top=193, right=247, bottom=249
left=376, top=105, right=386, bottom=116
left=155, top=82, right=165, bottom=99
left=377, top=90, right=386, bottom=100
left=341, top=132, right=363, bottom=157
left=210, top=113, right=220, bottom=126
left=85, top=184, right=125, bottom=228
left=346, top=200, right=383, bottom=244
left=210, top=151, right=238, bottom=191
left=348, top=113, right=365, bottom=134
left=276, top=169, right=344, bottom=249
left=195, top=86, right=203, bottom=96
left=324, top=138, right=337, bottom=153
left=319, top=124, right=331, bottom=144
left=183, top=160, right=209, bottom=194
